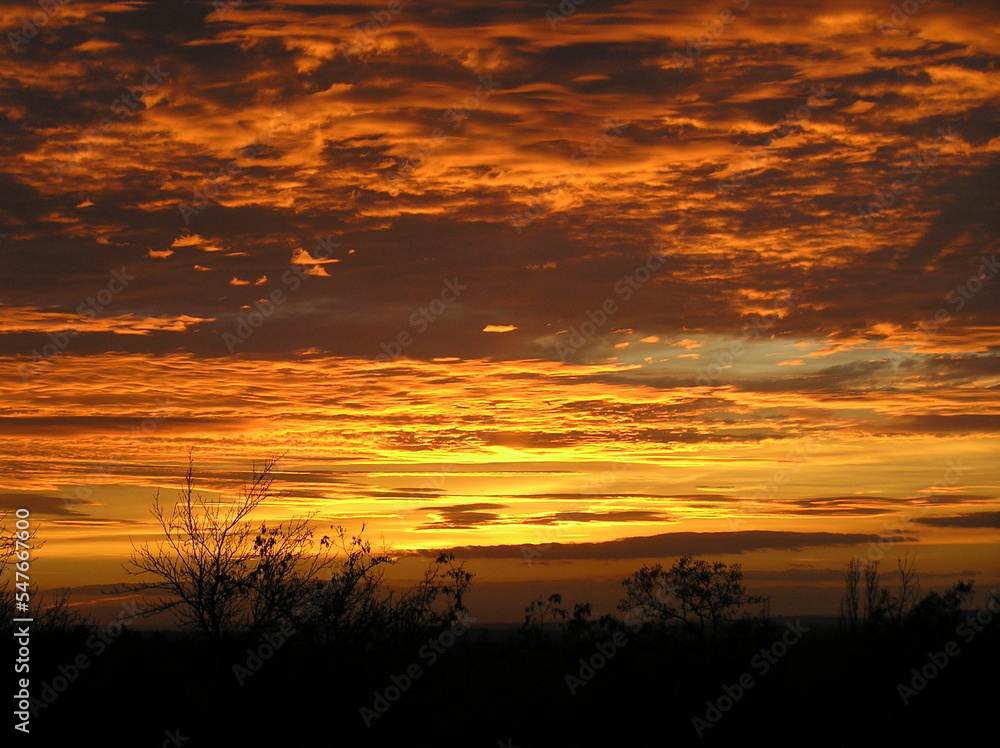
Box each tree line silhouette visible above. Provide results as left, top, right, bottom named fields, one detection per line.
left=3, top=457, right=996, bottom=746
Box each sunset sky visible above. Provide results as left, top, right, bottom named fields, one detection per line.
left=1, top=0, right=998, bottom=622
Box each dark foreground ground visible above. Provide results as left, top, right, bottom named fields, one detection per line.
left=12, top=615, right=998, bottom=747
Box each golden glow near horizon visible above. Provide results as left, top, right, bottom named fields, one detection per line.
left=0, top=0, right=998, bottom=618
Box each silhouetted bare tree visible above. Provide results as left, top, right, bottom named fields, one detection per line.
left=121, top=454, right=334, bottom=641
left=891, top=553, right=919, bottom=624
left=864, top=559, right=891, bottom=626
left=0, top=511, right=88, bottom=634
left=839, top=557, right=861, bottom=634
left=840, top=555, right=971, bottom=637
left=0, top=511, right=21, bottom=632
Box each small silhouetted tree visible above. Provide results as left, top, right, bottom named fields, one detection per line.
left=297, top=524, right=394, bottom=644
left=383, top=551, right=473, bottom=637
left=295, top=527, right=474, bottom=648
left=564, top=602, right=596, bottom=642
left=619, top=556, right=766, bottom=647
left=905, top=580, right=975, bottom=633
left=521, top=593, right=567, bottom=642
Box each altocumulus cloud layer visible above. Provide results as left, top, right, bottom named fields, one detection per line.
left=0, top=0, right=998, bottom=612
